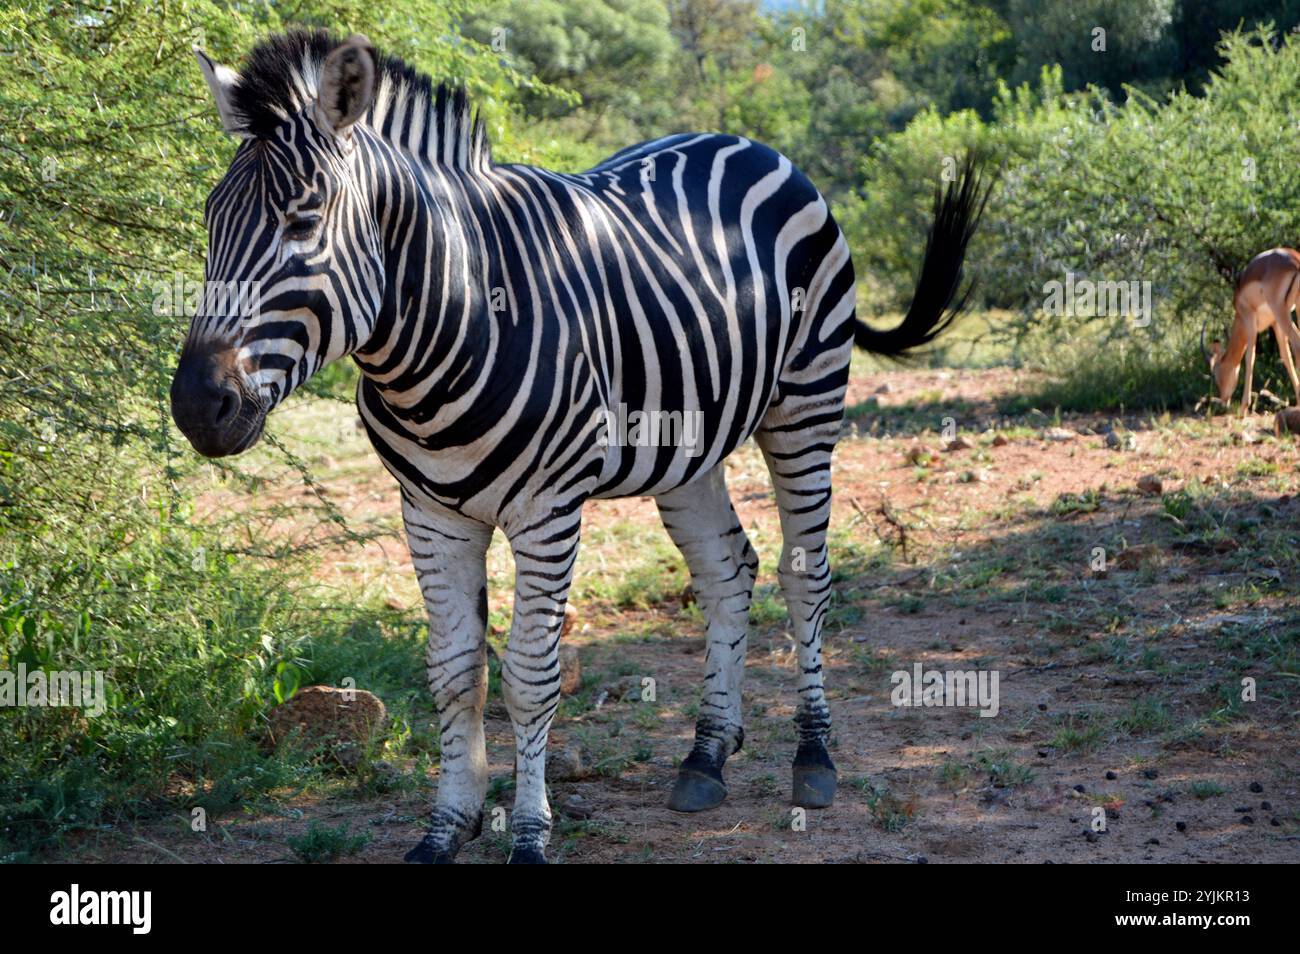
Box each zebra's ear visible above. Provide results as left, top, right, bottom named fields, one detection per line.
left=194, top=48, right=248, bottom=137
left=316, top=34, right=376, bottom=137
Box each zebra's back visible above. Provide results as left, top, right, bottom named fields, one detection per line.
left=488, top=133, right=856, bottom=504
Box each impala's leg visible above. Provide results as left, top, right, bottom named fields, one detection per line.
left=1273, top=321, right=1300, bottom=406
left=756, top=382, right=846, bottom=809
left=656, top=465, right=758, bottom=812
left=1242, top=337, right=1256, bottom=416
left=500, top=507, right=583, bottom=864
left=401, top=496, right=494, bottom=864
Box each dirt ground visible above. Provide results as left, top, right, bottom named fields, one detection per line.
left=71, top=367, right=1300, bottom=863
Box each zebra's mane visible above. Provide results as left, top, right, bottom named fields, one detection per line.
left=228, top=30, right=491, bottom=171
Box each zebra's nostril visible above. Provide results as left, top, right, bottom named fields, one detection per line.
left=213, top=386, right=240, bottom=426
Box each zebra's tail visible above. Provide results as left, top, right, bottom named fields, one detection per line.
left=853, top=155, right=991, bottom=356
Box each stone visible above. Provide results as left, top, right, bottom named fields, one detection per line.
left=1275, top=407, right=1300, bottom=436
left=905, top=444, right=933, bottom=465
left=561, top=603, right=579, bottom=637
left=991, top=433, right=1009, bottom=447
left=1136, top=474, right=1163, bottom=495
left=1114, top=544, right=1160, bottom=570
left=559, top=644, right=582, bottom=696
left=546, top=746, right=586, bottom=782
left=1043, top=427, right=1076, bottom=442
left=268, top=685, right=387, bottom=770
left=559, top=794, right=594, bottom=820
left=944, top=435, right=973, bottom=452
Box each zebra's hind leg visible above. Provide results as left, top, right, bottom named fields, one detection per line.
left=757, top=409, right=842, bottom=810
left=656, top=465, right=758, bottom=812
left=499, top=509, right=583, bottom=864
left=400, top=498, right=495, bottom=864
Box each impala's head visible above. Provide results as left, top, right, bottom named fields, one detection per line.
left=1203, top=323, right=1237, bottom=403
left=171, top=32, right=384, bottom=457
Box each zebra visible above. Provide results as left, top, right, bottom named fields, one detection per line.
left=170, top=31, right=988, bottom=864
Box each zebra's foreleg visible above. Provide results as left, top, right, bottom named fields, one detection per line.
left=757, top=427, right=839, bottom=810
left=500, top=512, right=581, bottom=864
left=656, top=466, right=758, bottom=812
left=401, top=498, right=494, bottom=864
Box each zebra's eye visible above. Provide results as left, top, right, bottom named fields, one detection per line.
left=283, top=215, right=321, bottom=243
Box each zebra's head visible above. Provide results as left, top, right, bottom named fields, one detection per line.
left=171, top=34, right=383, bottom=458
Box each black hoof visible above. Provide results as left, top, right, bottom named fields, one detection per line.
left=792, top=741, right=837, bottom=809
left=667, top=767, right=728, bottom=813
left=507, top=845, right=548, bottom=864
left=404, top=833, right=457, bottom=864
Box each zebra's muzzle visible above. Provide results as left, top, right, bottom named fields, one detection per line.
left=170, top=346, right=264, bottom=458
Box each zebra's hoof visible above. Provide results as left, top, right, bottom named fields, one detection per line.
left=667, top=767, right=728, bottom=812
left=507, top=845, right=548, bottom=864
left=404, top=834, right=457, bottom=864
left=792, top=742, right=837, bottom=809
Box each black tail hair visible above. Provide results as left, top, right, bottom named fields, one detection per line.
left=854, top=155, right=992, bottom=356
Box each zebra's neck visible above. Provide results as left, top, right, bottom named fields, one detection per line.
left=352, top=129, right=494, bottom=408
left=364, top=78, right=491, bottom=174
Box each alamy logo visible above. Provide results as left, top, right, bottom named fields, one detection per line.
left=1042, top=271, right=1151, bottom=327
left=0, top=665, right=106, bottom=718
left=50, top=884, right=151, bottom=934
left=595, top=403, right=704, bottom=458
left=152, top=275, right=262, bottom=318
left=890, top=663, right=1000, bottom=717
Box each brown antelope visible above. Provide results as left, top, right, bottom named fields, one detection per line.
left=1207, top=248, right=1300, bottom=415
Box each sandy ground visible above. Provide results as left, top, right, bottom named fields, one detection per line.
left=67, top=368, right=1300, bottom=863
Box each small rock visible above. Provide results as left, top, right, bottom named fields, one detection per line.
left=546, top=746, right=586, bottom=782
left=1105, top=430, right=1137, bottom=451
left=1074, top=784, right=1086, bottom=793
left=1145, top=838, right=1160, bottom=846
left=958, top=469, right=989, bottom=483
left=1175, top=821, right=1187, bottom=832
left=1240, top=814, right=1255, bottom=825
left=561, top=603, right=579, bottom=638
left=1249, top=781, right=1264, bottom=793
left=905, top=444, right=933, bottom=466
left=874, top=382, right=895, bottom=395
left=268, top=685, right=388, bottom=771
left=991, top=433, right=1009, bottom=447
left=1143, top=768, right=1159, bottom=779
left=559, top=794, right=594, bottom=820
left=1105, top=770, right=1118, bottom=780
left=1261, top=801, right=1272, bottom=811
left=1114, top=544, right=1160, bottom=570
left=944, top=435, right=973, bottom=452
left=1085, top=829, right=1101, bottom=843
left=1276, top=408, right=1300, bottom=436
left=1136, top=474, right=1163, bottom=495
left=558, top=644, right=582, bottom=696
left=1043, top=427, right=1076, bottom=442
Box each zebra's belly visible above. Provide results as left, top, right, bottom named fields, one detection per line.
left=587, top=397, right=769, bottom=499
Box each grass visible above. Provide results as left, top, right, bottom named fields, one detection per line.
left=287, top=821, right=371, bottom=863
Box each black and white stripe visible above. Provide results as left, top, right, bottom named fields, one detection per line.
left=171, top=31, right=986, bottom=864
